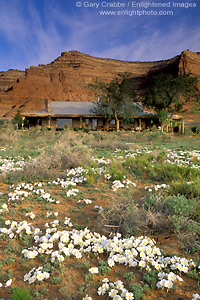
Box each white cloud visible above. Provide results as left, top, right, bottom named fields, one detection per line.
left=0, top=0, right=29, bottom=42
left=92, top=24, right=200, bottom=62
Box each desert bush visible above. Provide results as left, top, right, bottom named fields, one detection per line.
left=89, top=139, right=130, bottom=150
left=93, top=131, right=107, bottom=141
left=95, top=191, right=137, bottom=237
left=142, top=270, right=157, bottom=288
left=129, top=283, right=144, bottom=300
left=144, top=194, right=200, bottom=251
left=122, top=155, right=152, bottom=176
left=12, top=287, right=31, bottom=300
left=140, top=195, right=171, bottom=233
left=154, top=163, right=200, bottom=182
left=98, top=260, right=111, bottom=275
left=84, top=167, right=98, bottom=185
left=0, top=126, right=19, bottom=146
left=107, top=160, right=127, bottom=180
left=177, top=220, right=200, bottom=252
left=145, top=194, right=197, bottom=221
left=124, top=271, right=135, bottom=281
left=4, top=145, right=90, bottom=184
left=168, top=179, right=200, bottom=200
left=0, top=119, right=5, bottom=127
left=156, top=150, right=166, bottom=162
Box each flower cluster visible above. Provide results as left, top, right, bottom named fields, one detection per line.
left=192, top=294, right=200, bottom=300
left=144, top=183, right=169, bottom=193
left=112, top=180, right=136, bottom=192
left=0, top=156, right=26, bottom=174
left=156, top=271, right=183, bottom=289
left=97, top=278, right=134, bottom=299
left=0, top=220, right=33, bottom=239
left=8, top=182, right=59, bottom=204
left=66, top=188, right=79, bottom=197
left=24, top=266, right=50, bottom=284
left=46, top=211, right=59, bottom=217
left=166, top=149, right=200, bottom=169
left=78, top=199, right=92, bottom=204
left=92, top=157, right=111, bottom=165
left=113, top=147, right=200, bottom=170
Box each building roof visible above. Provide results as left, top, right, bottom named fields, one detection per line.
left=22, top=101, right=156, bottom=118
left=49, top=101, right=96, bottom=115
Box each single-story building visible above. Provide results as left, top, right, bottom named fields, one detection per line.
left=21, top=100, right=184, bottom=132
left=21, top=100, right=160, bottom=131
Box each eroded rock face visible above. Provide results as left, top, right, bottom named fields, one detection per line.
left=0, top=69, right=25, bottom=92
left=179, top=50, right=200, bottom=79
left=0, top=50, right=199, bottom=118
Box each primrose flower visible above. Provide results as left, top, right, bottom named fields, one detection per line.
left=139, top=260, right=146, bottom=268
left=125, top=292, right=134, bottom=300
left=156, top=281, right=163, bottom=288
left=108, top=258, right=115, bottom=267
left=97, top=286, right=106, bottom=295
left=24, top=274, right=30, bottom=281
left=109, top=289, right=118, bottom=297
left=158, top=272, right=166, bottom=279
left=168, top=272, right=176, bottom=281
left=37, top=273, right=44, bottom=281
left=43, top=272, right=50, bottom=279
left=89, top=267, right=98, bottom=274
left=5, top=279, right=12, bottom=287
left=164, top=280, right=173, bottom=289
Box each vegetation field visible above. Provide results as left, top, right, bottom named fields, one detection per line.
left=0, top=123, right=200, bottom=300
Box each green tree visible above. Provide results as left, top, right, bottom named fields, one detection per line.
left=90, top=73, right=138, bottom=131
left=143, top=73, right=200, bottom=131
left=12, top=111, right=23, bottom=129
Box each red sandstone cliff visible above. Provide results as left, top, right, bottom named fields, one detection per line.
left=0, top=50, right=199, bottom=118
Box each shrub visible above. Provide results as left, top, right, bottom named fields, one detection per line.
left=122, top=155, right=152, bottom=176
left=95, top=191, right=137, bottom=237
left=107, top=160, right=127, bottom=181
left=124, top=272, right=135, bottom=281
left=156, top=150, right=166, bottom=163
left=154, top=163, right=200, bottom=182
left=166, top=194, right=197, bottom=219
left=51, top=276, right=62, bottom=285
left=142, top=270, right=157, bottom=288
left=98, top=260, right=111, bottom=275
left=144, top=194, right=200, bottom=251
left=169, top=180, right=200, bottom=200
left=129, top=283, right=144, bottom=300
left=12, top=287, right=31, bottom=300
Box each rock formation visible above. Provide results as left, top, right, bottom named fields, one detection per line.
left=0, top=50, right=199, bottom=118
left=0, top=69, right=25, bottom=93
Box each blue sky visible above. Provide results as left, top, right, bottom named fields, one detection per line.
left=0, top=0, right=199, bottom=71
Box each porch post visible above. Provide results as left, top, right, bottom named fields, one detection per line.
left=166, top=124, right=168, bottom=133
left=80, top=116, right=83, bottom=129
left=182, top=120, right=185, bottom=134
left=139, top=118, right=142, bottom=131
